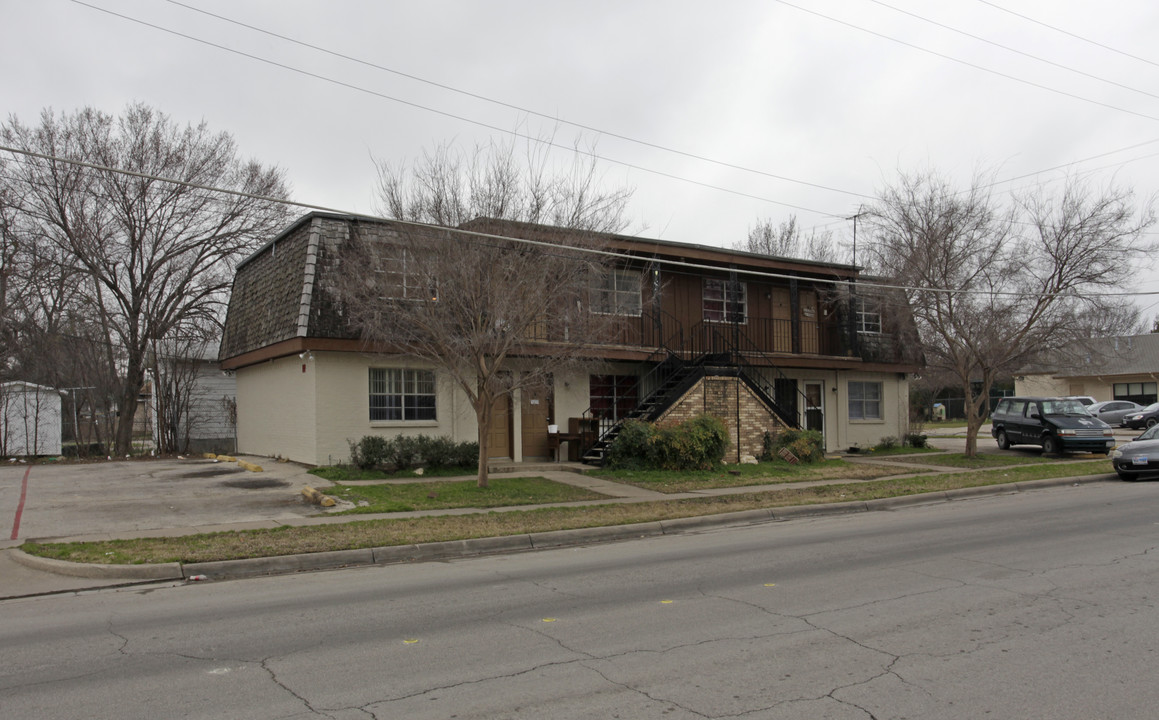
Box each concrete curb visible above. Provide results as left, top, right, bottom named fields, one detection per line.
left=10, top=549, right=183, bottom=580
left=16, top=475, right=1115, bottom=583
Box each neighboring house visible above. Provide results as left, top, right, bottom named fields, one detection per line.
left=1, top=381, right=63, bottom=456
left=219, top=213, right=922, bottom=466
left=150, top=341, right=238, bottom=454
left=1015, top=334, right=1159, bottom=406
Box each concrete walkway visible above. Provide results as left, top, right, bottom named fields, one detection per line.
left=1, top=441, right=1124, bottom=598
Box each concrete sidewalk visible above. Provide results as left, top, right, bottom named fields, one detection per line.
left=1, top=445, right=1122, bottom=598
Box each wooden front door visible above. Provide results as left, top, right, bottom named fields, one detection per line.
left=520, top=383, right=554, bottom=460
left=487, top=394, right=512, bottom=460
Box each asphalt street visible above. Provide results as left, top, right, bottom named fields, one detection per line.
left=1, top=427, right=1144, bottom=596
left=2, top=482, right=1158, bottom=719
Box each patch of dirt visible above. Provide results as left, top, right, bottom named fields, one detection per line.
left=220, top=478, right=291, bottom=490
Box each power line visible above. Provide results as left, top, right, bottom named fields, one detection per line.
left=64, top=0, right=853, bottom=219
left=3, top=142, right=1156, bottom=301
left=772, top=0, right=1159, bottom=124
left=866, top=0, right=1159, bottom=102
left=59, top=0, right=1159, bottom=234
left=974, top=0, right=1159, bottom=71
left=156, top=0, right=873, bottom=203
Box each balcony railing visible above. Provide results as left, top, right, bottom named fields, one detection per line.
left=521, top=308, right=902, bottom=363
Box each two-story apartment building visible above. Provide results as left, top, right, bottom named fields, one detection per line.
left=220, top=213, right=921, bottom=466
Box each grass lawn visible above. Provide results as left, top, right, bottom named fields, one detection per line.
left=22, top=459, right=1113, bottom=566
left=319, top=476, right=606, bottom=514
left=881, top=452, right=1061, bottom=469
left=595, top=458, right=909, bottom=493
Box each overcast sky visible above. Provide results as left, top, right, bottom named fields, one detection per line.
left=3, top=0, right=1159, bottom=320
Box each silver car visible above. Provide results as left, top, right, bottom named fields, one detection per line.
left=1111, top=423, right=1159, bottom=481
left=1086, top=400, right=1144, bottom=427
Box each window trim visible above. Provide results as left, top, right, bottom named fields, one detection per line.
left=703, top=278, right=747, bottom=324
left=374, top=246, right=438, bottom=302
left=856, top=309, right=882, bottom=335
left=848, top=380, right=883, bottom=421
left=590, top=268, right=643, bottom=317
left=369, top=368, right=437, bottom=422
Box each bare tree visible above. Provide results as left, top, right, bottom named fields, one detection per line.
left=375, top=135, right=633, bottom=233
left=863, top=170, right=1156, bottom=456
left=150, top=322, right=219, bottom=455
left=336, top=138, right=634, bottom=487
left=738, top=216, right=843, bottom=263
left=1, top=104, right=290, bottom=455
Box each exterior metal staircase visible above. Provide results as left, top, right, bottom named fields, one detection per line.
left=579, top=322, right=812, bottom=466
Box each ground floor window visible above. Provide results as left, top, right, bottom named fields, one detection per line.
left=848, top=381, right=882, bottom=420
left=369, top=368, right=436, bottom=421
left=590, top=375, right=638, bottom=421
left=1114, top=382, right=1158, bottom=406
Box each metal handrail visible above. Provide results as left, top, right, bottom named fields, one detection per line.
left=686, top=321, right=807, bottom=429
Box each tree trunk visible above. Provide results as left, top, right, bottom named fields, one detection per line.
left=113, top=356, right=145, bottom=456
left=962, top=383, right=982, bottom=459
left=475, top=390, right=492, bottom=489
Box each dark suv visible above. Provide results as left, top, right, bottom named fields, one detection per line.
left=991, top=397, right=1115, bottom=455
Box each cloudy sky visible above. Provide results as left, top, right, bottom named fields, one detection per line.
left=4, top=0, right=1159, bottom=318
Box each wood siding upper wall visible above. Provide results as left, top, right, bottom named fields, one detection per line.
left=222, top=213, right=906, bottom=367
left=654, top=271, right=826, bottom=352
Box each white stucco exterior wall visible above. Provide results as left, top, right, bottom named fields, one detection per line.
left=1015, top=374, right=1070, bottom=398
left=311, top=353, right=479, bottom=466
left=235, top=352, right=911, bottom=465
left=235, top=356, right=317, bottom=464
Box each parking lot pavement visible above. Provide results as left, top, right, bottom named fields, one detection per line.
left=923, top=425, right=1140, bottom=455
left=1, top=455, right=321, bottom=544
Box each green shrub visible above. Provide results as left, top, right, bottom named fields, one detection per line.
left=348, top=434, right=478, bottom=471
left=415, top=435, right=456, bottom=469
left=874, top=436, right=899, bottom=451
left=605, top=415, right=729, bottom=471
left=765, top=428, right=825, bottom=463
left=349, top=435, right=391, bottom=470
left=388, top=435, right=422, bottom=471
left=453, top=441, right=479, bottom=469
left=604, top=419, right=658, bottom=470
left=905, top=432, right=928, bottom=448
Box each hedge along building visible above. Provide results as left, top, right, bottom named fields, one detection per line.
left=219, top=213, right=922, bottom=466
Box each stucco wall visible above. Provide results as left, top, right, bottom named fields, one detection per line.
left=235, top=356, right=316, bottom=464
left=235, top=351, right=910, bottom=464
left=834, top=371, right=909, bottom=452
left=311, top=353, right=478, bottom=466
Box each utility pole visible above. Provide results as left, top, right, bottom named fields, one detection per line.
left=847, top=206, right=868, bottom=267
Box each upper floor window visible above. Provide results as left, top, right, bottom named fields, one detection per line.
left=856, top=310, right=882, bottom=334
left=375, top=246, right=438, bottom=301
left=704, top=278, right=746, bottom=323
left=591, top=269, right=642, bottom=316
left=369, top=368, right=436, bottom=421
